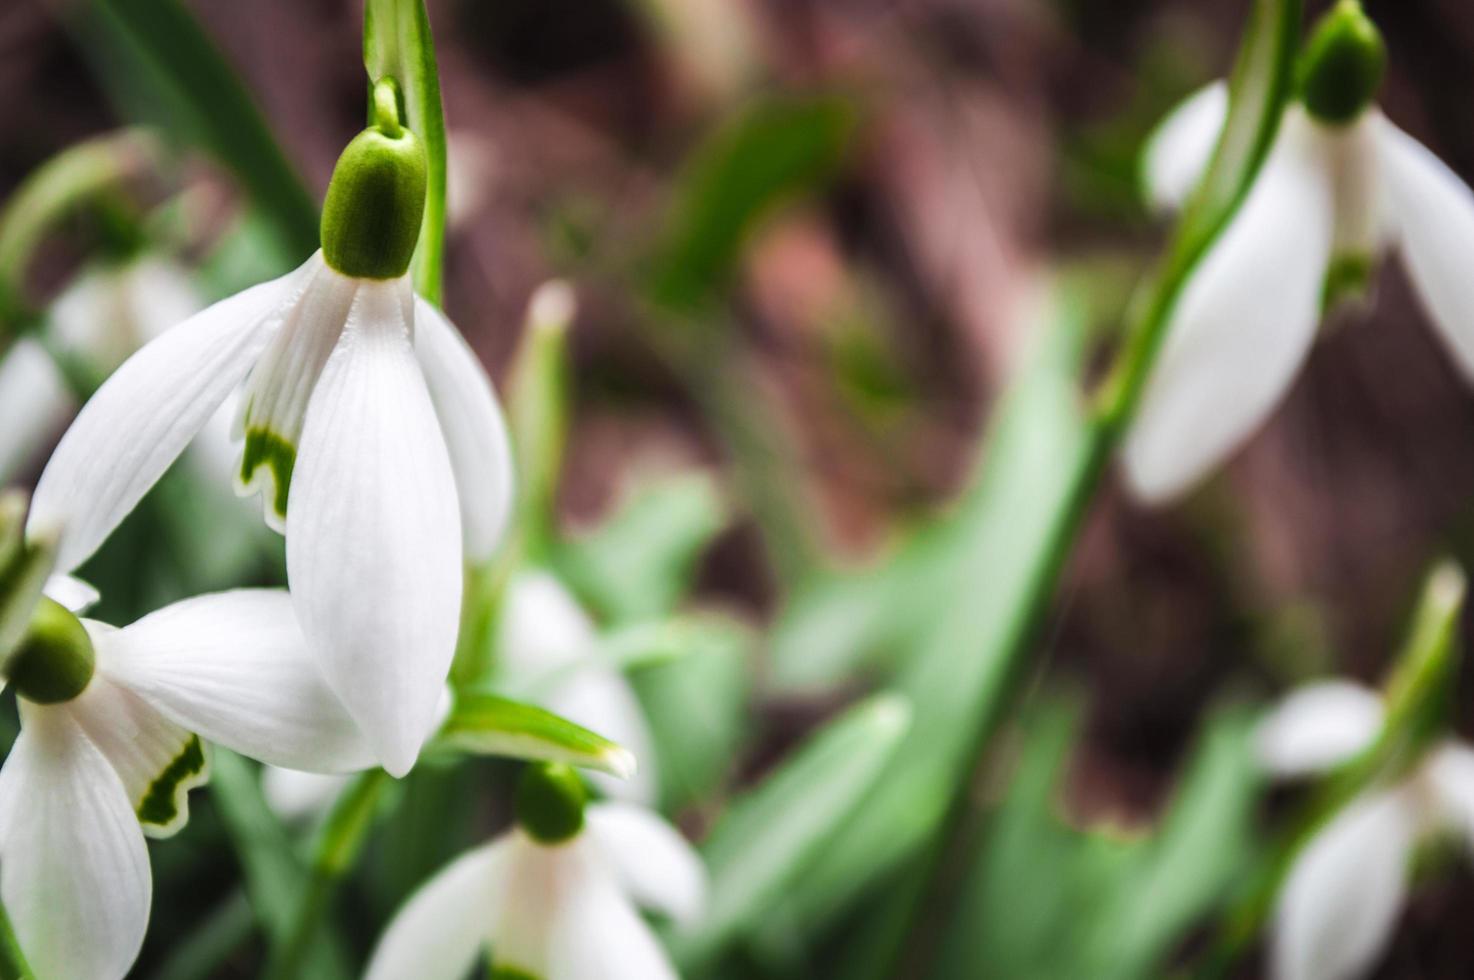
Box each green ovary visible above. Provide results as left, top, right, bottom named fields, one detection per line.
left=137, top=735, right=207, bottom=831
left=240, top=429, right=297, bottom=522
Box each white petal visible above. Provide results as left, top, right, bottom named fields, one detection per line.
left=44, top=573, right=100, bottom=613
left=1255, top=681, right=1384, bottom=778
left=1271, top=790, right=1415, bottom=980
left=261, top=767, right=352, bottom=823
left=1424, top=742, right=1474, bottom=847
left=497, top=571, right=598, bottom=675
left=550, top=668, right=658, bottom=804
left=415, top=299, right=515, bottom=563
left=1325, top=113, right=1387, bottom=261
left=96, top=589, right=376, bottom=773
left=0, top=703, right=151, bottom=980
left=364, top=839, right=510, bottom=980
left=1142, top=80, right=1228, bottom=213
left=28, top=260, right=309, bottom=572
left=491, top=836, right=565, bottom=975
left=287, top=278, right=463, bottom=777
left=1123, top=110, right=1336, bottom=503
left=236, top=254, right=358, bottom=531
left=546, top=860, right=679, bottom=980
left=585, top=802, right=706, bottom=925
left=63, top=664, right=208, bottom=838
left=0, top=338, right=73, bottom=485
left=1379, top=118, right=1474, bottom=379
left=49, top=257, right=204, bottom=369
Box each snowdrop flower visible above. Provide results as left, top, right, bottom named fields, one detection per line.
left=26, top=83, right=514, bottom=775
left=0, top=581, right=376, bottom=980
left=1125, top=1, right=1474, bottom=501
left=0, top=255, right=202, bottom=484
left=497, top=571, right=659, bottom=804
left=1256, top=679, right=1474, bottom=980
left=365, top=763, right=704, bottom=980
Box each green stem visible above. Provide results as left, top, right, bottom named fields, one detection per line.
left=0, top=896, right=35, bottom=980
left=266, top=770, right=391, bottom=980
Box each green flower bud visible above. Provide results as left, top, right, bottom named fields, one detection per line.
left=5, top=597, right=94, bottom=705
left=515, top=762, right=587, bottom=844
left=320, top=78, right=427, bottom=280
left=1299, top=0, right=1386, bottom=126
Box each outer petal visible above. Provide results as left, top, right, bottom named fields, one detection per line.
left=546, top=863, right=680, bottom=980
left=585, top=802, right=706, bottom=925
left=1425, top=742, right=1474, bottom=848
left=415, top=298, right=515, bottom=562
left=1142, top=80, right=1228, bottom=213
left=1122, top=111, right=1336, bottom=503
left=364, top=839, right=510, bottom=980
left=286, top=279, right=463, bottom=777
left=0, top=703, right=151, bottom=980
left=1271, top=790, right=1416, bottom=980
left=96, top=589, right=376, bottom=773
left=1255, top=681, right=1384, bottom=778
left=45, top=573, right=100, bottom=613
left=0, top=338, right=73, bottom=485
left=28, top=260, right=309, bottom=572
left=1378, top=118, right=1474, bottom=379
left=262, top=767, right=352, bottom=823
left=64, top=663, right=207, bottom=838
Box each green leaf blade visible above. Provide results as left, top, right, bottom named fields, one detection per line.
left=438, top=693, right=637, bottom=778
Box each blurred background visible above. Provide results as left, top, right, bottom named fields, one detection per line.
left=6, top=0, right=1474, bottom=976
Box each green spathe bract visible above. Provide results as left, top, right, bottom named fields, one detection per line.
left=320, top=80, right=427, bottom=280
left=1298, top=0, right=1385, bottom=126
left=5, top=597, right=94, bottom=704
left=515, top=763, right=587, bottom=845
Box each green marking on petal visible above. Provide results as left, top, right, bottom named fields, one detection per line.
left=240, top=428, right=297, bottom=523
left=1321, top=253, right=1375, bottom=314
left=137, top=735, right=209, bottom=837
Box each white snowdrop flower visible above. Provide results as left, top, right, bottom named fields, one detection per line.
left=262, top=766, right=353, bottom=823
left=497, top=571, right=659, bottom=804
left=365, top=763, right=704, bottom=980
left=25, top=88, right=514, bottom=776
left=1125, top=1, right=1474, bottom=502
left=0, top=582, right=377, bottom=980
left=0, top=255, right=202, bottom=485
left=1256, top=679, right=1474, bottom=980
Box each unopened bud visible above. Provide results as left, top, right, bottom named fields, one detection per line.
left=1299, top=0, right=1386, bottom=126
left=515, top=762, right=587, bottom=844
left=5, top=597, right=94, bottom=704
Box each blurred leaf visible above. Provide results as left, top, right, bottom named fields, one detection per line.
left=672, top=694, right=911, bottom=970
left=71, top=0, right=319, bottom=264
left=0, top=513, right=57, bottom=667
left=647, top=95, right=856, bottom=314
left=437, top=692, right=637, bottom=777
left=557, top=470, right=729, bottom=622
left=506, top=285, right=575, bottom=559
left=364, top=0, right=448, bottom=304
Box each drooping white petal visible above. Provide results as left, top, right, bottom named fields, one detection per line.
left=44, top=573, right=100, bottom=613
left=262, top=767, right=353, bottom=822
left=489, top=834, right=566, bottom=976
left=1255, top=681, right=1384, bottom=777
left=28, top=260, right=310, bottom=572
left=1122, top=110, right=1336, bottom=503
left=364, top=839, right=510, bottom=980
left=96, top=589, right=376, bottom=773
left=546, top=860, right=680, bottom=980
left=286, top=278, right=463, bottom=777
left=1271, top=789, right=1416, bottom=980
left=1424, top=742, right=1474, bottom=849
left=1325, top=113, right=1388, bottom=262
left=0, top=338, right=73, bottom=485
left=585, top=802, right=706, bottom=925
left=235, top=254, right=358, bottom=532
left=498, top=571, right=598, bottom=674
left=552, top=668, right=659, bottom=803
left=64, top=663, right=207, bottom=838
left=1142, top=80, right=1228, bottom=213
left=0, top=702, right=150, bottom=980
left=414, top=299, right=515, bottom=563
left=1378, top=118, right=1474, bottom=379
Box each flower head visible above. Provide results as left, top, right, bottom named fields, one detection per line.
left=1125, top=2, right=1474, bottom=501
left=27, top=109, right=514, bottom=776
left=366, top=763, right=704, bottom=980
left=1256, top=680, right=1474, bottom=980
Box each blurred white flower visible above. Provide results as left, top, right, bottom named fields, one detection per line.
left=1256, top=680, right=1474, bottom=980
left=498, top=571, right=659, bottom=804
left=25, top=248, right=514, bottom=776
left=365, top=798, right=704, bottom=980
left=1125, top=80, right=1474, bottom=502
left=262, top=766, right=353, bottom=823
left=0, top=256, right=203, bottom=485
left=0, top=583, right=375, bottom=980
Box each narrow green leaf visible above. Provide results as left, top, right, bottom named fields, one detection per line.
left=506, top=283, right=575, bottom=558
left=672, top=694, right=911, bottom=969
left=437, top=692, right=637, bottom=778
left=364, top=0, right=449, bottom=304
